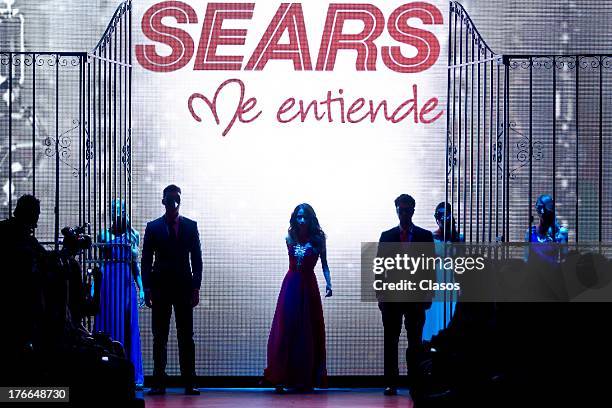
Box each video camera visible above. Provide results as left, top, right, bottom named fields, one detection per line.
left=56, top=224, right=100, bottom=319
left=60, top=224, right=92, bottom=253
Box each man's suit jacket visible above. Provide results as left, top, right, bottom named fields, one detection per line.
left=377, top=224, right=435, bottom=306
left=141, top=215, right=202, bottom=293
left=379, top=225, right=434, bottom=245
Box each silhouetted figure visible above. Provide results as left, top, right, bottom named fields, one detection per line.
left=0, top=194, right=45, bottom=380
left=377, top=194, right=434, bottom=396
left=142, top=185, right=202, bottom=395
left=263, top=203, right=332, bottom=393
left=433, top=202, right=464, bottom=243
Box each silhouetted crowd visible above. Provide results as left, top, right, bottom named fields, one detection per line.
left=0, top=193, right=611, bottom=407
left=0, top=195, right=141, bottom=406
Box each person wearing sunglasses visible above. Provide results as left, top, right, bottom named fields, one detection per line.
left=433, top=202, right=464, bottom=243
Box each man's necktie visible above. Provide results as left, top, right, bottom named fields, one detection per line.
left=168, top=221, right=177, bottom=241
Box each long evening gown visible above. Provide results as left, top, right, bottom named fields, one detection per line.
left=263, top=241, right=328, bottom=388
left=424, top=231, right=463, bottom=340
left=94, top=231, right=144, bottom=385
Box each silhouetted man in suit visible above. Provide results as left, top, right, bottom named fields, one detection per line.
left=378, top=194, right=434, bottom=396
left=142, top=185, right=202, bottom=395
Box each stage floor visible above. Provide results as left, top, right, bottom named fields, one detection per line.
left=140, top=388, right=415, bottom=407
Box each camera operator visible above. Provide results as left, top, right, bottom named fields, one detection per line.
left=0, top=196, right=141, bottom=405
left=0, top=194, right=46, bottom=383
left=0, top=195, right=85, bottom=381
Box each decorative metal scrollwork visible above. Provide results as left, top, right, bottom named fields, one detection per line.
left=492, top=122, right=504, bottom=176
left=9, top=54, right=34, bottom=67
left=126, top=129, right=132, bottom=183
left=555, top=56, right=576, bottom=70
left=532, top=57, right=554, bottom=70
left=509, top=122, right=544, bottom=179
left=84, top=126, right=93, bottom=174
left=509, top=58, right=531, bottom=70
left=58, top=56, right=81, bottom=68
left=121, top=144, right=128, bottom=165
left=508, top=56, right=578, bottom=71
left=34, top=54, right=59, bottom=67
left=447, top=130, right=457, bottom=176
left=578, top=55, right=601, bottom=70
left=43, top=119, right=80, bottom=177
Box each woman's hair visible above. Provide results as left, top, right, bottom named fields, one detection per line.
left=435, top=201, right=451, bottom=217
left=287, top=203, right=326, bottom=250
left=535, top=194, right=554, bottom=216
left=535, top=194, right=562, bottom=238
left=104, top=199, right=139, bottom=245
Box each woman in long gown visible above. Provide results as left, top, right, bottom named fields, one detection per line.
left=94, top=199, right=145, bottom=386
left=263, top=203, right=333, bottom=392
left=425, top=202, right=463, bottom=340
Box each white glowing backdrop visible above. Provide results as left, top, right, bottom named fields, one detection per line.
left=131, top=0, right=449, bottom=375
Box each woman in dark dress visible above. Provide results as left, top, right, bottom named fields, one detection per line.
left=263, top=203, right=332, bottom=393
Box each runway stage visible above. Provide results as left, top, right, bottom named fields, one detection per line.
left=140, top=388, right=415, bottom=408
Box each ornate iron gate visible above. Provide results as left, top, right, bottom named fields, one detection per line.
left=0, top=0, right=132, bottom=259
left=447, top=1, right=612, bottom=243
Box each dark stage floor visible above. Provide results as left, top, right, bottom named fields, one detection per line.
left=139, top=388, right=415, bottom=408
